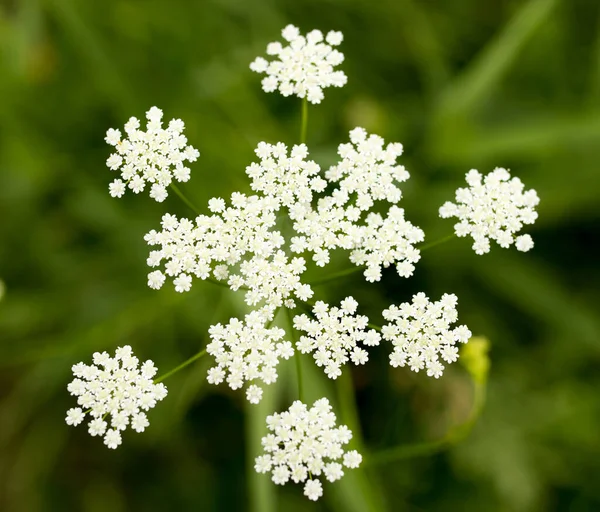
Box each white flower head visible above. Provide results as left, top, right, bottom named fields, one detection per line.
left=254, top=398, right=362, bottom=501
left=439, top=168, right=539, bottom=254
left=246, top=142, right=325, bottom=208
left=65, top=345, right=167, bottom=448
left=105, top=107, right=200, bottom=202
left=293, top=297, right=381, bottom=379
left=382, top=293, right=471, bottom=378
left=206, top=307, right=294, bottom=403
left=250, top=25, right=347, bottom=104
left=326, top=127, right=409, bottom=209
left=349, top=206, right=424, bottom=282
left=145, top=193, right=284, bottom=294
left=231, top=251, right=313, bottom=309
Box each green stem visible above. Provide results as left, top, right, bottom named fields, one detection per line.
left=309, top=265, right=364, bottom=286
left=418, top=233, right=456, bottom=251
left=170, top=183, right=201, bottom=215
left=336, top=369, right=364, bottom=452
left=154, top=349, right=207, bottom=383
left=367, top=379, right=486, bottom=466
left=286, top=308, right=304, bottom=401
left=300, top=97, right=308, bottom=144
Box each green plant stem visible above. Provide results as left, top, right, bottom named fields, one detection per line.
left=336, top=369, right=364, bottom=452
left=170, top=183, right=201, bottom=215
left=286, top=308, right=304, bottom=401
left=300, top=97, right=308, bottom=144
left=418, top=233, right=456, bottom=251
left=309, top=265, right=364, bottom=286
left=367, top=378, right=486, bottom=466
left=154, top=349, right=206, bottom=383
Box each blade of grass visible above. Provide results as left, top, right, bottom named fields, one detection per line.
left=437, top=0, right=558, bottom=119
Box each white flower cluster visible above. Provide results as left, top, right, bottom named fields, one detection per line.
left=250, top=25, right=347, bottom=104
left=105, top=106, right=200, bottom=202
left=439, top=168, right=539, bottom=254
left=65, top=346, right=167, bottom=448
left=382, top=293, right=471, bottom=378
left=349, top=206, right=424, bottom=282
left=206, top=308, right=294, bottom=404
left=293, top=297, right=380, bottom=379
left=246, top=142, right=326, bottom=207
left=145, top=193, right=282, bottom=290
left=254, top=398, right=362, bottom=501
left=232, top=251, right=313, bottom=308
left=290, top=129, right=424, bottom=280
left=325, top=127, right=409, bottom=210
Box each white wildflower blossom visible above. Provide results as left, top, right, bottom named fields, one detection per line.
left=349, top=206, right=424, bottom=281
left=250, top=25, right=347, bottom=104
left=289, top=129, right=423, bottom=277
left=325, top=127, right=409, bottom=210
left=254, top=398, right=362, bottom=501
left=144, top=193, right=283, bottom=292
left=105, top=106, right=199, bottom=202
left=382, top=293, right=471, bottom=378
left=246, top=142, right=326, bottom=208
left=439, top=168, right=539, bottom=254
left=231, top=251, right=313, bottom=308
left=206, top=307, right=294, bottom=403
left=65, top=345, right=167, bottom=448
left=293, top=297, right=380, bottom=379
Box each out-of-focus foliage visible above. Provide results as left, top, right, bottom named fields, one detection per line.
left=1, top=0, right=599, bottom=510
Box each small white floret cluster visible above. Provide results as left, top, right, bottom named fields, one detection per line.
left=250, top=25, right=347, bottom=104
left=105, top=107, right=199, bottom=202
left=439, top=168, right=540, bottom=254
left=290, top=129, right=424, bottom=280
left=294, top=297, right=380, bottom=379
left=206, top=307, right=294, bottom=404
left=65, top=346, right=167, bottom=448
left=326, top=127, right=409, bottom=209
left=246, top=142, right=326, bottom=207
left=254, top=398, right=362, bottom=501
left=382, top=293, right=471, bottom=378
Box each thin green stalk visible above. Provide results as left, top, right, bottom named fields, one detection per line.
left=309, top=265, right=364, bottom=286
left=286, top=308, right=304, bottom=401
left=300, top=97, right=308, bottom=144
left=367, top=379, right=486, bottom=466
left=154, top=349, right=206, bottom=383
left=336, top=369, right=364, bottom=452
left=170, top=183, right=201, bottom=215
left=418, top=233, right=456, bottom=251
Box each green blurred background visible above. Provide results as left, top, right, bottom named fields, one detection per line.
left=1, top=0, right=599, bottom=510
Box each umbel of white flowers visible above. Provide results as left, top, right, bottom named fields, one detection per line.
left=250, top=25, right=347, bottom=104
left=105, top=106, right=200, bottom=202
left=254, top=398, right=362, bottom=501
left=382, top=293, right=472, bottom=378
left=439, top=167, right=539, bottom=254
left=205, top=306, right=294, bottom=404
left=293, top=297, right=381, bottom=379
left=65, top=346, right=167, bottom=449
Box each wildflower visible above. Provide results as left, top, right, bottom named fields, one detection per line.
left=254, top=398, right=362, bottom=500
left=105, top=107, right=199, bottom=202
left=293, top=297, right=380, bottom=379
left=231, top=251, right=313, bottom=308
left=439, top=168, right=539, bottom=254
left=246, top=142, right=326, bottom=208
left=382, top=293, right=471, bottom=378
left=349, top=206, right=424, bottom=281
left=145, top=194, right=283, bottom=293
left=325, top=127, right=409, bottom=210
left=65, top=345, right=167, bottom=448
left=206, top=307, right=294, bottom=403
left=250, top=25, right=347, bottom=104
